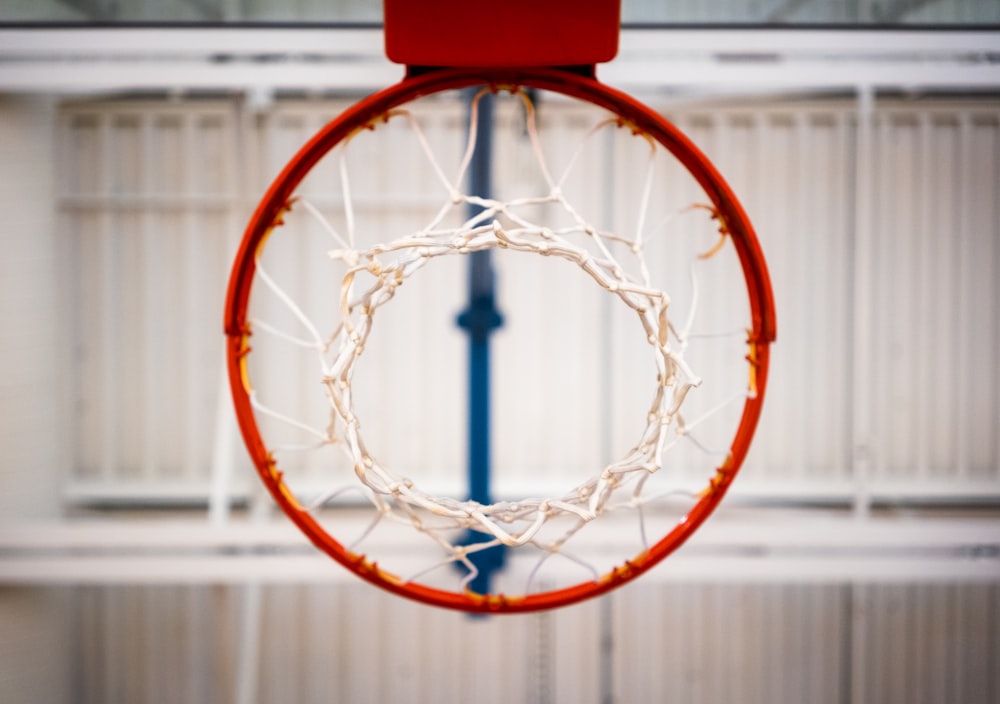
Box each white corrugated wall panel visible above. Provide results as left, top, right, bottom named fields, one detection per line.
left=61, top=102, right=239, bottom=487
left=491, top=101, right=613, bottom=491
left=58, top=95, right=1000, bottom=499
left=867, top=105, right=999, bottom=485
left=611, top=582, right=847, bottom=704
left=852, top=582, right=1000, bottom=704
left=677, top=98, right=1000, bottom=493
left=74, top=583, right=587, bottom=704
left=245, top=100, right=470, bottom=493
left=683, top=105, right=857, bottom=486
left=68, top=582, right=1000, bottom=703
left=74, top=585, right=239, bottom=704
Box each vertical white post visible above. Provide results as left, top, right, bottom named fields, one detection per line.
left=234, top=582, right=263, bottom=704
left=849, top=78, right=874, bottom=704
left=209, top=97, right=251, bottom=526
left=852, top=84, right=875, bottom=521
left=0, top=95, right=62, bottom=518
left=141, top=114, right=160, bottom=481
left=849, top=583, right=868, bottom=704
left=0, top=94, right=72, bottom=704
left=208, top=357, right=237, bottom=525
left=98, top=114, right=119, bottom=482
left=954, top=113, right=972, bottom=479
left=230, top=95, right=264, bottom=704
left=597, top=121, right=616, bottom=704
left=234, top=490, right=272, bottom=704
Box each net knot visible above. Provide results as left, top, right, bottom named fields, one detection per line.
left=491, top=220, right=510, bottom=244
left=329, top=248, right=360, bottom=267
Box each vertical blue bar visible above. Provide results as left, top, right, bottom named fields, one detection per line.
left=455, top=89, right=505, bottom=594
left=466, top=285, right=494, bottom=506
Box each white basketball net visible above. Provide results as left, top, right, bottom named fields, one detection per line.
left=247, top=88, right=752, bottom=592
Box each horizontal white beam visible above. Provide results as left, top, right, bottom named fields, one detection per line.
left=1, top=513, right=997, bottom=584
left=3, top=58, right=996, bottom=94
left=600, top=59, right=1000, bottom=90
left=3, top=27, right=997, bottom=58
left=0, top=27, right=385, bottom=56
left=0, top=61, right=403, bottom=94
left=7, top=510, right=1000, bottom=547
left=60, top=478, right=1000, bottom=507
left=1, top=552, right=996, bottom=584
left=5, top=512, right=999, bottom=550
left=619, top=28, right=1000, bottom=56
left=0, top=28, right=998, bottom=94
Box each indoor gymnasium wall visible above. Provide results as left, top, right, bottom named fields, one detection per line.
left=54, top=94, right=1000, bottom=504
left=19, top=91, right=996, bottom=703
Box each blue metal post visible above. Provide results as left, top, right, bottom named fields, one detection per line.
left=455, top=90, right=506, bottom=595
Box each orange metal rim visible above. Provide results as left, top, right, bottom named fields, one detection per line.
left=224, top=67, right=776, bottom=613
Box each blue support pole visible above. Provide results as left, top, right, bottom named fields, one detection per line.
left=455, top=90, right=506, bottom=595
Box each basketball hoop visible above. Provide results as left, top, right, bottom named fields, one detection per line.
left=225, top=2, right=775, bottom=613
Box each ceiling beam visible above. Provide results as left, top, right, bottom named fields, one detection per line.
left=0, top=27, right=997, bottom=94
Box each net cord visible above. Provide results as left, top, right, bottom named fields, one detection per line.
left=246, top=87, right=751, bottom=588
